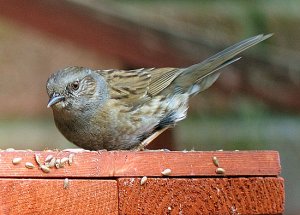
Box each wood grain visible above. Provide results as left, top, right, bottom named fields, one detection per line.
left=0, top=179, right=118, bottom=215
left=0, top=151, right=284, bottom=214
left=0, top=150, right=280, bottom=177
left=118, top=177, right=285, bottom=215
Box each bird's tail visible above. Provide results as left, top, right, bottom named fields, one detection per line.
left=175, top=34, right=272, bottom=96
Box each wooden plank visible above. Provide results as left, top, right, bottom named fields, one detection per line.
left=0, top=178, right=118, bottom=215
left=118, top=177, right=285, bottom=215
left=0, top=151, right=280, bottom=177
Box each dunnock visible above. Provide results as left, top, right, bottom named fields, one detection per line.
left=47, top=34, right=271, bottom=150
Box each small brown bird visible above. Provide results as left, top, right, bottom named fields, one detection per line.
left=47, top=34, right=271, bottom=151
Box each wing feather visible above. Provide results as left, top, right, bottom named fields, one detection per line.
left=99, top=68, right=151, bottom=103
left=99, top=67, right=182, bottom=105
left=148, top=68, right=181, bottom=96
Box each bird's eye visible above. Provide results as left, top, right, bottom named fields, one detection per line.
left=70, top=81, right=79, bottom=91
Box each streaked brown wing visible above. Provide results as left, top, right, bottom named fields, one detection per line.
left=99, top=68, right=151, bottom=102
left=99, top=67, right=182, bottom=105
left=148, top=67, right=181, bottom=96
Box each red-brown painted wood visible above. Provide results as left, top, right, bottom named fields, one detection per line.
left=0, top=150, right=280, bottom=177
left=118, top=177, right=284, bottom=215
left=0, top=150, right=284, bottom=214
left=0, top=179, right=118, bottom=215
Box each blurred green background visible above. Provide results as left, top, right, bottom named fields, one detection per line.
left=0, top=0, right=299, bottom=214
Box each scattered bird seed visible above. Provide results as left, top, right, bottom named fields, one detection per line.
left=216, top=167, right=226, bottom=174
left=12, top=157, right=22, bottom=165
left=44, top=149, right=53, bottom=152
left=60, top=157, right=69, bottom=166
left=45, top=155, right=54, bottom=163
left=40, top=165, right=50, bottom=173
left=48, top=157, right=56, bottom=168
left=55, top=159, right=61, bottom=168
left=168, top=206, right=172, bottom=211
left=140, top=176, right=148, bottom=185
left=35, top=154, right=42, bottom=166
left=161, top=168, right=172, bottom=176
left=68, top=154, right=75, bottom=165
left=6, top=148, right=15, bottom=152
left=25, top=162, right=35, bottom=169
left=63, top=178, right=69, bottom=189
left=212, top=156, right=219, bottom=167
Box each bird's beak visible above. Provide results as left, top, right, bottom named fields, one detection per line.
left=47, top=93, right=65, bottom=108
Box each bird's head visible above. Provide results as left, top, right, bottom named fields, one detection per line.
left=46, top=66, right=108, bottom=114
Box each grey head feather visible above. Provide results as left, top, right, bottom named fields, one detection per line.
left=46, top=66, right=109, bottom=114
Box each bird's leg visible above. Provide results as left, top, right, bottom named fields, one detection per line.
left=134, top=127, right=169, bottom=151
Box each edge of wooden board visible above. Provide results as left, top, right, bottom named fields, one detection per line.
left=0, top=150, right=281, bottom=177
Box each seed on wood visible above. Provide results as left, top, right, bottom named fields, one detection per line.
left=216, top=167, right=226, bottom=174
left=212, top=156, right=219, bottom=167
left=12, top=157, right=22, bottom=165
left=55, top=159, right=61, bottom=169
left=168, top=206, right=172, bottom=211
left=25, top=162, right=35, bottom=169
left=63, top=178, right=69, bottom=189
left=35, top=154, right=42, bottom=166
left=6, top=148, right=15, bottom=152
left=161, top=168, right=172, bottom=176
left=140, top=176, right=147, bottom=185
left=44, top=149, right=53, bottom=152
left=60, top=157, right=69, bottom=166
left=40, top=165, right=50, bottom=173
left=48, top=157, right=56, bottom=168
left=68, top=154, right=75, bottom=165
left=58, top=157, right=69, bottom=168
left=44, top=155, right=54, bottom=163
